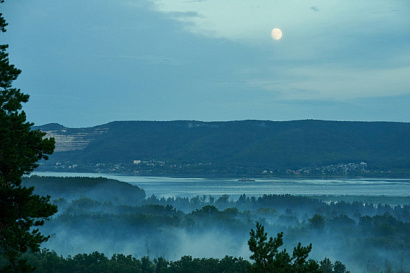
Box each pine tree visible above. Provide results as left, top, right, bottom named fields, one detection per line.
left=248, top=222, right=322, bottom=273
left=0, top=2, right=57, bottom=272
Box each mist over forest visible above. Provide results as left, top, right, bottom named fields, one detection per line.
left=2, top=0, right=410, bottom=272
left=23, top=176, right=410, bottom=273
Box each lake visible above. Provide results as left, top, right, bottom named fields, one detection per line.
left=32, top=172, right=410, bottom=199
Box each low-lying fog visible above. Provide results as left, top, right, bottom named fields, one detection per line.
left=25, top=176, right=410, bottom=273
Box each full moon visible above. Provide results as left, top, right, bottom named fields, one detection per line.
left=271, top=28, right=283, bottom=40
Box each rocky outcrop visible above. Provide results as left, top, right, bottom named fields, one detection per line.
left=36, top=124, right=109, bottom=152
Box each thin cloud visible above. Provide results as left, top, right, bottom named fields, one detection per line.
left=168, top=11, right=201, bottom=18
left=310, top=6, right=319, bottom=12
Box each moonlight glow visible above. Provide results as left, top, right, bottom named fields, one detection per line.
left=271, top=28, right=283, bottom=40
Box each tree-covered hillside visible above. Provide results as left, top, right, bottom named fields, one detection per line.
left=35, top=120, right=410, bottom=177
left=23, top=176, right=146, bottom=204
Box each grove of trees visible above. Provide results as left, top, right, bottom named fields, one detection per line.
left=7, top=223, right=349, bottom=273
left=19, top=175, right=410, bottom=272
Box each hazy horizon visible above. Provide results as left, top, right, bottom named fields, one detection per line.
left=36, top=118, right=410, bottom=129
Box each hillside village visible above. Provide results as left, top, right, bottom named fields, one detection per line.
left=35, top=120, right=410, bottom=178
left=40, top=160, right=390, bottom=178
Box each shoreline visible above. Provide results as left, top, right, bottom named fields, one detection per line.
left=32, top=170, right=410, bottom=180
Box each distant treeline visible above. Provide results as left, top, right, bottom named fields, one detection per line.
left=19, top=176, right=410, bottom=272
left=23, top=175, right=146, bottom=203
left=14, top=251, right=250, bottom=273
left=35, top=120, right=410, bottom=177
left=14, top=249, right=352, bottom=273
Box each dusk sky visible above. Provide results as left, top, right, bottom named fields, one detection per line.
left=3, top=0, right=410, bottom=127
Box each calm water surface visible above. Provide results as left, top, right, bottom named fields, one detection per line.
left=33, top=172, right=410, bottom=199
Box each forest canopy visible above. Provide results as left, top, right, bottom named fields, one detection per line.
left=16, top=176, right=410, bottom=273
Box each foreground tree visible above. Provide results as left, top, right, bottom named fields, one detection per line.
left=0, top=2, right=57, bottom=272
left=248, top=222, right=322, bottom=273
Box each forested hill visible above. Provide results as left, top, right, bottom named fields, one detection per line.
left=34, top=120, right=410, bottom=177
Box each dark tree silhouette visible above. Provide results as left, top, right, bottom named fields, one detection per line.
left=248, top=222, right=322, bottom=273
left=0, top=2, right=57, bottom=272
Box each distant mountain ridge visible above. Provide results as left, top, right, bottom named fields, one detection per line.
left=34, top=120, right=410, bottom=177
